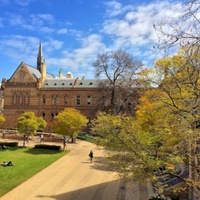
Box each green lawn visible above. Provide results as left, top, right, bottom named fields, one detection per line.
left=0, top=147, right=68, bottom=197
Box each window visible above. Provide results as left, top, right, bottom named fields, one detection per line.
left=42, top=113, right=45, bottom=119
left=51, top=113, right=54, bottom=121
left=24, top=93, right=29, bottom=105
left=12, top=93, right=17, bottom=105
left=87, top=96, right=91, bottom=105
left=42, top=95, right=46, bottom=104
left=64, top=95, right=68, bottom=105
left=18, top=93, right=23, bottom=105
left=56, top=95, right=59, bottom=105
left=77, top=96, right=80, bottom=105
left=51, top=95, right=55, bottom=105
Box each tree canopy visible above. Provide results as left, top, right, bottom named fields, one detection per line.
left=53, top=108, right=88, bottom=138
left=93, top=49, right=143, bottom=116
left=92, top=47, right=200, bottom=198
left=0, top=115, right=5, bottom=127
left=17, top=112, right=47, bottom=146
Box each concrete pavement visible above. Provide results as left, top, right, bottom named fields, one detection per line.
left=0, top=138, right=155, bottom=200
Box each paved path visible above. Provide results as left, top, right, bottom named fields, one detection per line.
left=0, top=139, right=155, bottom=200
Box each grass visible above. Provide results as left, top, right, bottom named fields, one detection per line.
left=0, top=146, right=68, bottom=197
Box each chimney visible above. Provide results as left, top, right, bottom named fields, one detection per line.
left=73, top=78, right=79, bottom=88
left=59, top=69, right=63, bottom=78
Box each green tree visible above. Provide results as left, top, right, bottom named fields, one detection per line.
left=91, top=112, right=159, bottom=180
left=17, top=112, right=47, bottom=147
left=53, top=108, right=88, bottom=143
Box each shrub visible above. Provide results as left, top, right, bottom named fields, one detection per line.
left=0, top=142, right=18, bottom=147
left=34, top=144, right=61, bottom=150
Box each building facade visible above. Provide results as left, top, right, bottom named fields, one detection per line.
left=1, top=42, right=103, bottom=130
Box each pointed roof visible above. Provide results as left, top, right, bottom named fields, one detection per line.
left=37, top=41, right=43, bottom=59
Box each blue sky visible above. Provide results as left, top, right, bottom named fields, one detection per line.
left=0, top=0, right=183, bottom=81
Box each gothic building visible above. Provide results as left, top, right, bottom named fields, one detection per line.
left=1, top=42, right=103, bottom=130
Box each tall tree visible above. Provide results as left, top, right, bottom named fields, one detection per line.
left=93, top=49, right=143, bottom=115
left=154, top=0, right=200, bottom=52
left=17, top=112, right=47, bottom=147
left=53, top=108, right=88, bottom=142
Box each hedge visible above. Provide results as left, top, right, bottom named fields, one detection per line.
left=34, top=144, right=61, bottom=150
left=0, top=142, right=18, bottom=147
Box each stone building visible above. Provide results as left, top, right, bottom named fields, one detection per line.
left=1, top=42, right=103, bottom=130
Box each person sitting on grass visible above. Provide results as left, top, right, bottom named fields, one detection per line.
left=1, top=161, right=14, bottom=167
left=2, top=145, right=8, bottom=149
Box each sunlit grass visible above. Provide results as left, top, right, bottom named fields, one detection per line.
left=0, top=147, right=68, bottom=197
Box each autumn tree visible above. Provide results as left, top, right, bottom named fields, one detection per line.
left=138, top=47, right=200, bottom=198
left=92, top=47, right=200, bottom=198
left=154, top=47, right=200, bottom=198
left=53, top=108, right=88, bottom=143
left=93, top=49, right=143, bottom=116
left=0, top=115, right=5, bottom=127
left=17, top=112, right=47, bottom=147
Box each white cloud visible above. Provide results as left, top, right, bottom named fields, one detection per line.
left=14, top=0, right=36, bottom=6
left=104, top=0, right=133, bottom=17
left=101, top=0, right=185, bottom=62
left=57, top=28, right=68, bottom=34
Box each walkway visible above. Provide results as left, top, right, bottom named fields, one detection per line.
left=0, top=139, right=155, bottom=200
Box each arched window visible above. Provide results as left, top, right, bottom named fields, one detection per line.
left=18, top=93, right=23, bottom=105
left=24, top=93, right=29, bottom=105
left=12, top=93, right=17, bottom=105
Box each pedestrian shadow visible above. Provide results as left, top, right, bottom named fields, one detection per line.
left=81, top=156, right=114, bottom=172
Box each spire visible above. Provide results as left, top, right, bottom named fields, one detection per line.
left=37, top=41, right=45, bottom=72
left=38, top=41, right=43, bottom=58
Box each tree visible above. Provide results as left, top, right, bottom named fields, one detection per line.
left=17, top=112, right=47, bottom=147
left=53, top=108, right=88, bottom=144
left=154, top=0, right=200, bottom=52
left=91, top=91, right=192, bottom=197
left=153, top=47, right=200, bottom=198
left=92, top=47, right=200, bottom=198
left=93, top=49, right=143, bottom=116
left=0, top=115, right=5, bottom=127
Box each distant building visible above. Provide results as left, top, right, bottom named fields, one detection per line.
left=1, top=42, right=103, bottom=130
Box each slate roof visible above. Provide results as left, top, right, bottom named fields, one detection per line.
left=26, top=64, right=55, bottom=79
left=41, top=78, right=101, bottom=88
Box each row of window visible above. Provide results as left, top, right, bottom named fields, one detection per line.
left=42, top=95, right=91, bottom=105
left=12, top=93, right=29, bottom=105
left=42, top=112, right=58, bottom=121
left=12, top=93, right=92, bottom=106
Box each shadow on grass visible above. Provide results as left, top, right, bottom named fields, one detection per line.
left=0, top=147, right=18, bottom=152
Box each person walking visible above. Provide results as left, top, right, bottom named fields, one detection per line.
left=89, top=150, right=93, bottom=163
left=40, top=134, right=44, bottom=143
left=63, top=138, right=67, bottom=151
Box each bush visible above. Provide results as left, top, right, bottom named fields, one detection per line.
left=34, top=144, right=61, bottom=150
left=77, top=132, right=94, bottom=142
left=0, top=142, right=18, bottom=147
